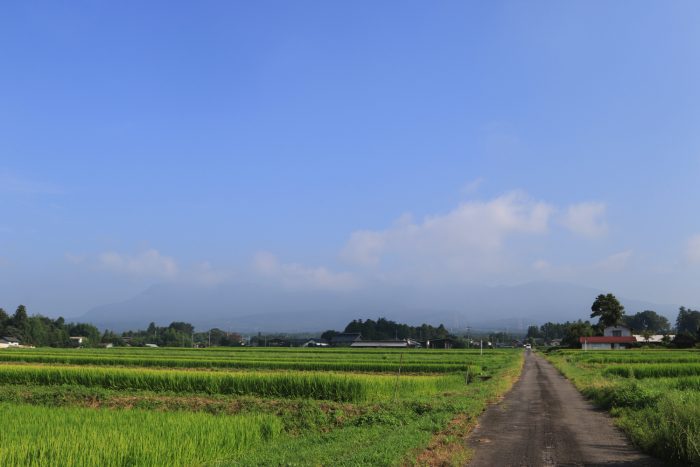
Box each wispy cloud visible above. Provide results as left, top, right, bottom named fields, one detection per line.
left=686, top=234, right=700, bottom=264
left=0, top=170, right=63, bottom=195
left=460, top=177, right=484, bottom=195
left=98, top=249, right=179, bottom=279
left=561, top=202, right=608, bottom=238
left=596, top=250, right=633, bottom=272
left=253, top=251, right=358, bottom=291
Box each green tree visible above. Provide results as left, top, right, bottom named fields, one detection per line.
left=590, top=293, right=625, bottom=328
left=526, top=325, right=541, bottom=339
left=676, top=307, right=700, bottom=338
left=11, top=305, right=29, bottom=340
left=562, top=320, right=595, bottom=348
left=623, top=310, right=670, bottom=333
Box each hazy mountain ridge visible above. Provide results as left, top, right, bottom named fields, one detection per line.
left=76, top=281, right=679, bottom=333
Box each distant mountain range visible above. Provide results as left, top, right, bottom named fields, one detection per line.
left=75, top=280, right=679, bottom=334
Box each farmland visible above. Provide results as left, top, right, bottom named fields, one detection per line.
left=0, top=346, right=522, bottom=466
left=546, top=349, right=700, bottom=465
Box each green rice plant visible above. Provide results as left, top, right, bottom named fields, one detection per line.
left=0, top=402, right=282, bottom=466
left=603, top=364, right=700, bottom=379
left=0, top=353, right=471, bottom=373
left=0, top=364, right=460, bottom=402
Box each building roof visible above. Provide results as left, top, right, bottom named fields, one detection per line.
left=330, top=333, right=362, bottom=344
left=2, top=337, right=19, bottom=343
left=633, top=334, right=675, bottom=343
left=579, top=336, right=636, bottom=344
left=350, top=340, right=409, bottom=348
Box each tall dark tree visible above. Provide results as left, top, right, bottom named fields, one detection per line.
left=590, top=293, right=625, bottom=328
left=623, top=310, right=670, bottom=333
left=676, top=307, right=700, bottom=338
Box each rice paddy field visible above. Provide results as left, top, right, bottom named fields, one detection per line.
left=0, top=346, right=523, bottom=466
left=546, top=349, right=700, bottom=466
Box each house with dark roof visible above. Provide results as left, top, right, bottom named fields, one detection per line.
left=329, top=333, right=362, bottom=346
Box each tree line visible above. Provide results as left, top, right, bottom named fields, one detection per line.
left=0, top=305, right=100, bottom=347
left=0, top=305, right=244, bottom=348
left=322, top=318, right=452, bottom=342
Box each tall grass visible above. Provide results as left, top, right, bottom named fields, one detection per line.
left=0, top=402, right=283, bottom=466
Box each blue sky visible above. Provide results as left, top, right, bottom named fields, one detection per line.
left=1, top=1, right=700, bottom=317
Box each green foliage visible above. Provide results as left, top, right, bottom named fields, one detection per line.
left=562, top=320, right=595, bottom=348
left=0, top=304, right=98, bottom=347
left=590, top=293, right=625, bottom=328
left=343, top=317, right=450, bottom=341
left=623, top=310, right=670, bottom=334
left=676, top=306, right=700, bottom=340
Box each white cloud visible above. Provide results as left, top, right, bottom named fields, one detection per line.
left=341, top=192, right=553, bottom=280
left=596, top=250, right=633, bottom=272
left=253, top=251, right=358, bottom=291
left=561, top=202, right=608, bottom=237
left=98, top=249, right=179, bottom=279
left=686, top=234, right=700, bottom=264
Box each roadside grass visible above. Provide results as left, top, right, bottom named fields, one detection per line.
left=546, top=350, right=700, bottom=465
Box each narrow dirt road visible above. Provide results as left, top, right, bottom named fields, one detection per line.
left=466, top=351, right=665, bottom=467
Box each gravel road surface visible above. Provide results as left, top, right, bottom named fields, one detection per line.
left=466, top=351, right=665, bottom=467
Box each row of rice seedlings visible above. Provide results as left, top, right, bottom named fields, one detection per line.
left=0, top=364, right=468, bottom=401
left=603, top=364, right=700, bottom=379
left=0, top=402, right=283, bottom=466
left=0, top=353, right=473, bottom=373
left=578, top=356, right=700, bottom=365
left=8, top=347, right=506, bottom=363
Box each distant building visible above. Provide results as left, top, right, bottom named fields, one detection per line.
left=350, top=338, right=420, bottom=348
left=0, top=337, right=20, bottom=348
left=302, top=338, right=329, bottom=347
left=423, top=337, right=458, bottom=349
left=329, top=333, right=362, bottom=346
left=633, top=334, right=674, bottom=344
left=69, top=336, right=87, bottom=346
